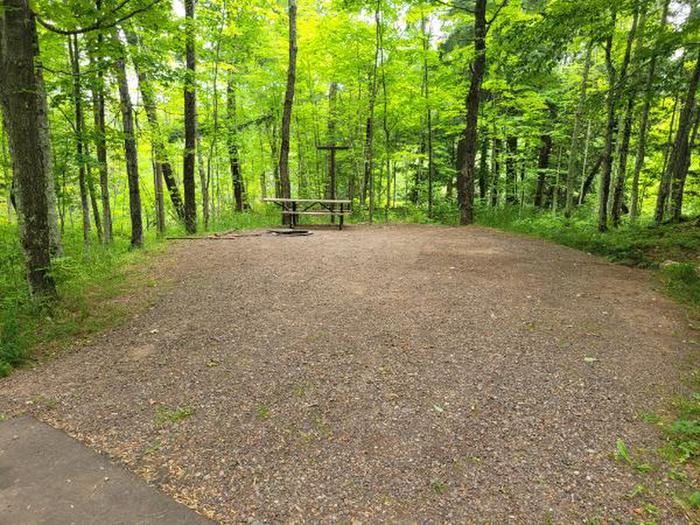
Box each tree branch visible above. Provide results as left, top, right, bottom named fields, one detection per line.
left=486, top=0, right=508, bottom=28
left=35, top=0, right=163, bottom=36
left=431, top=0, right=474, bottom=14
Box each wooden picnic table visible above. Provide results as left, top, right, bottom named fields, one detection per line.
left=262, top=197, right=351, bottom=230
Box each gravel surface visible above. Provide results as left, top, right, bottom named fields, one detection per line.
left=0, top=224, right=695, bottom=523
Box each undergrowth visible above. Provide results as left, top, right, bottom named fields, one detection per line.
left=0, top=209, right=276, bottom=377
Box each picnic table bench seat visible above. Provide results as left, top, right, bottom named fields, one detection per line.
left=263, top=197, right=351, bottom=230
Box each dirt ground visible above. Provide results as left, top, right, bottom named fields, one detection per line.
left=0, top=224, right=696, bottom=523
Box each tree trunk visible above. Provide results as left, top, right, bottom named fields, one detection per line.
left=478, top=135, right=488, bottom=201
left=655, top=89, right=680, bottom=222
left=612, top=5, right=646, bottom=226
left=599, top=7, right=636, bottom=231
left=580, top=154, right=604, bottom=205
left=551, top=145, right=563, bottom=214
left=153, top=151, right=165, bottom=235
left=31, top=11, right=61, bottom=256
left=505, top=135, right=518, bottom=205
left=85, top=143, right=103, bottom=242
left=598, top=13, right=618, bottom=232
left=631, top=0, right=670, bottom=222
left=457, top=0, right=486, bottom=225
left=68, top=34, right=91, bottom=246
left=114, top=39, right=143, bottom=248
left=0, top=0, right=56, bottom=296
left=611, top=95, right=635, bottom=226
left=227, top=76, right=245, bottom=212
left=565, top=42, right=592, bottom=217
left=89, top=34, right=112, bottom=243
left=278, top=0, right=297, bottom=208
left=669, top=49, right=700, bottom=223
left=534, top=134, right=552, bottom=207
left=183, top=0, right=197, bottom=233
left=361, top=4, right=381, bottom=220
left=326, top=82, right=338, bottom=200
left=197, top=137, right=209, bottom=229
left=489, top=136, right=501, bottom=207
left=124, top=29, right=185, bottom=223
left=1, top=123, right=11, bottom=220
left=420, top=11, right=434, bottom=216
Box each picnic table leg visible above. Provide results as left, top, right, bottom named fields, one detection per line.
left=339, top=203, right=344, bottom=230
left=291, top=201, right=296, bottom=229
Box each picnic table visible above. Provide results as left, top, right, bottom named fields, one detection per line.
left=262, top=198, right=351, bottom=230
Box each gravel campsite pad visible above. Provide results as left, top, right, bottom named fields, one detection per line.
left=0, top=225, right=696, bottom=523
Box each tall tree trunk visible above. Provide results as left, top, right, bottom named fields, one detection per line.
left=578, top=119, right=593, bottom=204
left=565, top=42, right=592, bottom=217
left=478, top=135, right=488, bottom=201
left=197, top=137, right=209, bottom=229
left=379, top=15, right=391, bottom=220
left=85, top=143, right=103, bottom=242
left=362, top=3, right=381, bottom=220
left=612, top=5, right=646, bottom=226
left=68, top=34, right=91, bottom=246
left=535, top=134, right=552, bottom=207
left=0, top=0, right=56, bottom=296
left=611, top=96, right=635, bottom=226
left=655, top=90, right=680, bottom=222
left=153, top=151, right=165, bottom=235
left=668, top=49, right=700, bottom=223
left=114, top=38, right=143, bottom=248
left=599, top=7, right=637, bottom=231
left=326, top=82, right=338, bottom=200
left=31, top=11, right=61, bottom=255
left=227, top=76, right=244, bottom=212
left=455, top=136, right=466, bottom=205
left=551, top=145, right=563, bottom=214
left=631, top=0, right=670, bottom=222
left=205, top=3, right=226, bottom=224
left=489, top=136, right=501, bottom=207
left=1, top=122, right=11, bottom=220
left=457, top=0, right=486, bottom=225
left=89, top=32, right=112, bottom=243
left=420, top=11, right=434, bottom=217
left=362, top=116, right=373, bottom=210
left=124, top=29, right=184, bottom=222
left=598, top=10, right=619, bottom=232
left=183, top=0, right=197, bottom=233
left=278, top=0, right=297, bottom=207
left=505, top=135, right=518, bottom=205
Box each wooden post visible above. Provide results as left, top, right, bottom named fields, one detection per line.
left=318, top=144, right=349, bottom=224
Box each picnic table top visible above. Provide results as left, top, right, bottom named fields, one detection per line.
left=262, top=197, right=351, bottom=204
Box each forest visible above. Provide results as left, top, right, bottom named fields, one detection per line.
left=3, top=1, right=700, bottom=521
left=1, top=0, right=700, bottom=312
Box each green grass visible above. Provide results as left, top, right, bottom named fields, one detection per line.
left=154, top=405, right=193, bottom=426
left=476, top=205, right=700, bottom=268
left=662, top=263, right=700, bottom=321
left=0, top=224, right=166, bottom=376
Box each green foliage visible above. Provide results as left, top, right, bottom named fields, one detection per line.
left=663, top=376, right=700, bottom=464
left=154, top=405, right=194, bottom=426
left=0, top=314, right=29, bottom=377
left=0, top=224, right=166, bottom=375
left=662, top=263, right=700, bottom=319
left=430, top=479, right=448, bottom=494
left=256, top=404, right=271, bottom=420
left=476, top=207, right=700, bottom=268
